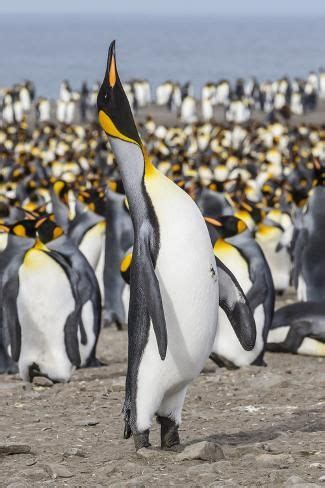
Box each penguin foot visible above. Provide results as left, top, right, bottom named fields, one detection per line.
left=102, top=318, right=127, bottom=331
left=133, top=430, right=151, bottom=450
left=0, top=349, right=18, bottom=374
left=85, top=356, right=106, bottom=368
left=157, top=416, right=180, bottom=450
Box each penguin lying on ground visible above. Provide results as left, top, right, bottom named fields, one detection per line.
left=1, top=214, right=102, bottom=382
left=97, top=41, right=256, bottom=450
left=206, top=216, right=274, bottom=368
left=267, top=302, right=325, bottom=356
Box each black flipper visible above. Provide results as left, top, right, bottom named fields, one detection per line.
left=2, top=274, right=21, bottom=362
left=43, top=249, right=83, bottom=367
left=216, top=256, right=256, bottom=351
left=139, top=227, right=167, bottom=360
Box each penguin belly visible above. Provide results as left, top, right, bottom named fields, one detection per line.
left=212, top=243, right=264, bottom=366
left=136, top=173, right=219, bottom=431
left=79, top=299, right=96, bottom=365
left=256, top=228, right=291, bottom=292
left=79, top=221, right=106, bottom=301
left=17, top=249, right=75, bottom=382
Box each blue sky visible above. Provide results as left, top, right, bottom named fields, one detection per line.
left=1, top=0, right=325, bottom=16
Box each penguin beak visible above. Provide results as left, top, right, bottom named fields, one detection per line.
left=97, top=41, right=142, bottom=146
left=97, top=40, right=118, bottom=115
left=204, top=217, right=223, bottom=227
left=108, top=40, right=117, bottom=88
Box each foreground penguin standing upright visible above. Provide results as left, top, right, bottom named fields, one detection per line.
left=97, top=41, right=256, bottom=450
left=1, top=215, right=101, bottom=382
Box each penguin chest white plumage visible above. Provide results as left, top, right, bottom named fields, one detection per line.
left=79, top=221, right=106, bottom=301
left=17, top=248, right=75, bottom=382
left=256, top=226, right=291, bottom=292
left=136, top=171, right=219, bottom=431
left=212, top=241, right=264, bottom=366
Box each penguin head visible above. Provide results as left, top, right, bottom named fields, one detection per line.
left=78, top=188, right=106, bottom=216
left=205, top=215, right=247, bottom=241
left=97, top=41, right=141, bottom=147
left=35, top=214, right=64, bottom=244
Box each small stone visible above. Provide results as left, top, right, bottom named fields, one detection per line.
left=77, top=419, right=100, bottom=427
left=21, top=468, right=46, bottom=481
left=32, top=376, right=54, bottom=387
left=63, top=447, right=87, bottom=458
left=0, top=444, right=31, bottom=455
left=177, top=441, right=225, bottom=462
left=44, top=463, right=74, bottom=479
left=111, top=378, right=125, bottom=392
left=256, top=453, right=294, bottom=467
left=96, top=464, right=117, bottom=477
left=201, top=364, right=217, bottom=374
left=136, top=448, right=159, bottom=459
left=285, top=475, right=321, bottom=487
left=319, top=475, right=325, bottom=482
left=7, top=483, right=30, bottom=488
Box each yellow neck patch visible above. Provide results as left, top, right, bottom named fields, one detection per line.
left=120, top=252, right=133, bottom=273
left=98, top=110, right=156, bottom=179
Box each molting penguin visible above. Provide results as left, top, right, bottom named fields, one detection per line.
left=97, top=41, right=256, bottom=450
left=206, top=216, right=274, bottom=367
left=1, top=215, right=102, bottom=382
left=267, top=301, right=325, bottom=357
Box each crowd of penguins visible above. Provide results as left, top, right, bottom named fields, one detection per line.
left=1, top=67, right=325, bottom=125
left=0, top=46, right=325, bottom=449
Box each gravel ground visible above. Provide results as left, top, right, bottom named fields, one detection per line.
left=1, top=299, right=325, bottom=488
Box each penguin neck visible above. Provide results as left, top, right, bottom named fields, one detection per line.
left=109, top=137, right=156, bottom=228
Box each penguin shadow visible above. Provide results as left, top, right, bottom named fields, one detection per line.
left=183, top=405, right=325, bottom=449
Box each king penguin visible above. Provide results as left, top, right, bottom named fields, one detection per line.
left=97, top=41, right=256, bottom=450
left=206, top=216, right=274, bottom=368
left=1, top=215, right=102, bottom=382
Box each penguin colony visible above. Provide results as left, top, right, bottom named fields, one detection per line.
left=0, top=42, right=324, bottom=450
left=1, top=68, right=325, bottom=125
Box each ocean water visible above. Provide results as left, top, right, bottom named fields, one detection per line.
left=0, top=14, right=324, bottom=98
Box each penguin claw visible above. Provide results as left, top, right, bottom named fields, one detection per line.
left=85, top=356, right=106, bottom=368
left=157, top=416, right=180, bottom=450
left=133, top=430, right=151, bottom=450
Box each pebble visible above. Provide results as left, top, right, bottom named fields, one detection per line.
left=319, top=475, right=325, bottom=482
left=256, top=453, right=295, bottom=467
left=21, top=468, right=46, bottom=481
left=77, top=418, right=100, bottom=427
left=137, top=448, right=160, bottom=459
left=285, top=475, right=321, bottom=487
left=63, top=447, right=87, bottom=458
left=111, top=378, right=126, bottom=392
left=32, top=376, right=54, bottom=387
left=7, top=482, right=30, bottom=488
left=44, top=463, right=74, bottom=479
left=95, top=464, right=117, bottom=477
left=177, top=441, right=225, bottom=462
left=0, top=444, right=31, bottom=455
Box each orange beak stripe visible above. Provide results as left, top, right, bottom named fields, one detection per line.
left=204, top=217, right=222, bottom=227
left=109, top=54, right=117, bottom=88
